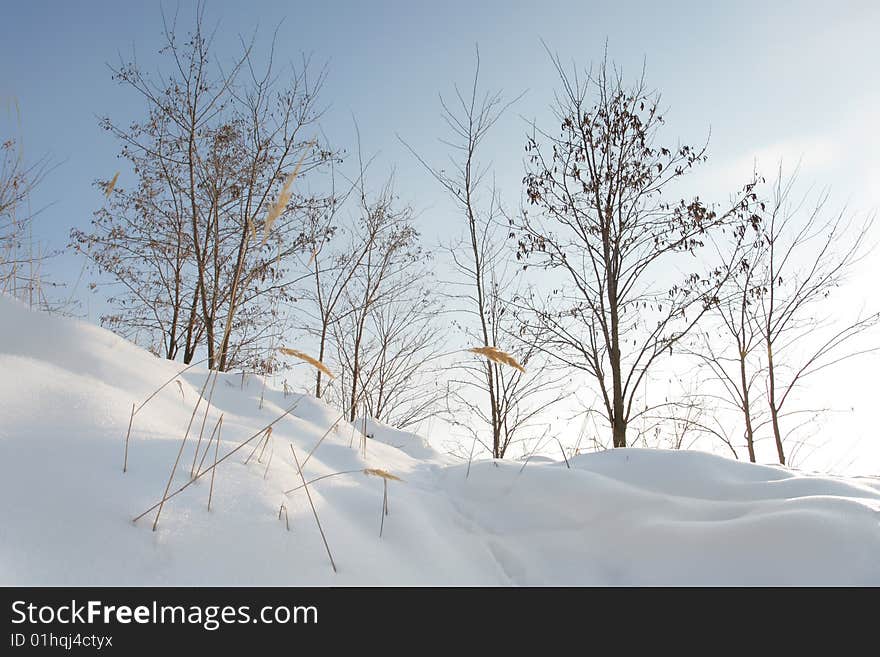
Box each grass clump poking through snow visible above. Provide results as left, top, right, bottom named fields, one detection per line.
left=131, top=397, right=304, bottom=526
left=282, top=468, right=405, bottom=540
left=150, top=370, right=214, bottom=531
left=244, top=427, right=273, bottom=465
left=121, top=356, right=210, bottom=473
left=365, top=469, right=402, bottom=538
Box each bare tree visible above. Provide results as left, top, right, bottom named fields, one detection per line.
left=726, top=168, right=877, bottom=464
left=403, top=48, right=566, bottom=459
left=686, top=327, right=767, bottom=462
left=72, top=163, right=201, bottom=359
left=352, top=278, right=446, bottom=429
left=294, top=169, right=369, bottom=399
left=683, top=222, right=769, bottom=461
left=329, top=179, right=439, bottom=426
left=632, top=376, right=744, bottom=458
left=1, top=134, right=55, bottom=307
left=515, top=51, right=759, bottom=448
left=71, top=4, right=337, bottom=369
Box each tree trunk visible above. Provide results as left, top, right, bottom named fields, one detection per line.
left=315, top=329, right=327, bottom=398
left=611, top=411, right=627, bottom=449
left=463, top=151, right=501, bottom=458
left=182, top=284, right=201, bottom=364
left=738, top=351, right=757, bottom=462
left=186, top=119, right=215, bottom=369
left=349, top=316, right=366, bottom=422
left=608, top=277, right=626, bottom=448
left=766, top=344, right=786, bottom=465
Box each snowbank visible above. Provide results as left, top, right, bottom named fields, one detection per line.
left=353, top=415, right=445, bottom=460
left=1, top=295, right=878, bottom=585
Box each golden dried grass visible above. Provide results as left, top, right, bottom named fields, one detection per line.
left=279, top=347, right=334, bottom=379
left=261, top=143, right=314, bottom=246
left=363, top=468, right=403, bottom=482
left=105, top=171, right=119, bottom=198
left=468, top=346, right=525, bottom=372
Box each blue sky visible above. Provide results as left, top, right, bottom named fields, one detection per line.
left=2, top=0, right=879, bottom=471
left=4, top=0, right=878, bottom=253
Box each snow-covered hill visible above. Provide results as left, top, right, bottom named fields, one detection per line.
left=1, top=296, right=879, bottom=585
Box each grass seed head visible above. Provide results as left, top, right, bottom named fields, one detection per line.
left=364, top=468, right=403, bottom=482
left=278, top=347, right=335, bottom=379
left=468, top=346, right=525, bottom=372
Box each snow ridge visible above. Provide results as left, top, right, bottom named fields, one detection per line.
left=1, top=295, right=878, bottom=585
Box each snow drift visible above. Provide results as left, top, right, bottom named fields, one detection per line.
left=1, top=295, right=878, bottom=585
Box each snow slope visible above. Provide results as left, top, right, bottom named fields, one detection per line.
left=1, top=296, right=879, bottom=585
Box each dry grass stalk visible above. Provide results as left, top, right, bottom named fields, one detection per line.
left=278, top=347, right=335, bottom=379
left=518, top=427, right=553, bottom=475
left=122, top=357, right=210, bottom=474
left=207, top=415, right=224, bottom=511
left=261, top=144, right=312, bottom=247
left=133, top=397, right=303, bottom=525
left=151, top=369, right=213, bottom=531
left=257, top=428, right=272, bottom=463
left=289, top=443, right=337, bottom=573
left=299, top=413, right=346, bottom=474
left=278, top=502, right=290, bottom=531
left=364, top=469, right=401, bottom=537
left=190, top=369, right=220, bottom=478
left=263, top=436, right=275, bottom=479
left=467, top=346, right=525, bottom=372
left=123, top=402, right=135, bottom=473
left=283, top=469, right=362, bottom=495
left=175, top=380, right=184, bottom=400
left=555, top=438, right=571, bottom=469
left=282, top=467, right=402, bottom=538
left=196, top=413, right=224, bottom=476
left=104, top=171, right=119, bottom=198
left=133, top=357, right=209, bottom=416
left=465, top=436, right=477, bottom=480
left=244, top=427, right=272, bottom=465
left=361, top=415, right=368, bottom=459
left=379, top=479, right=388, bottom=538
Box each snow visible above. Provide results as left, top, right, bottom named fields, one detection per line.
left=1, top=295, right=879, bottom=585
left=354, top=415, right=445, bottom=461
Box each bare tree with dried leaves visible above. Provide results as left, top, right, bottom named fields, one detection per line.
left=515, top=51, right=760, bottom=448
